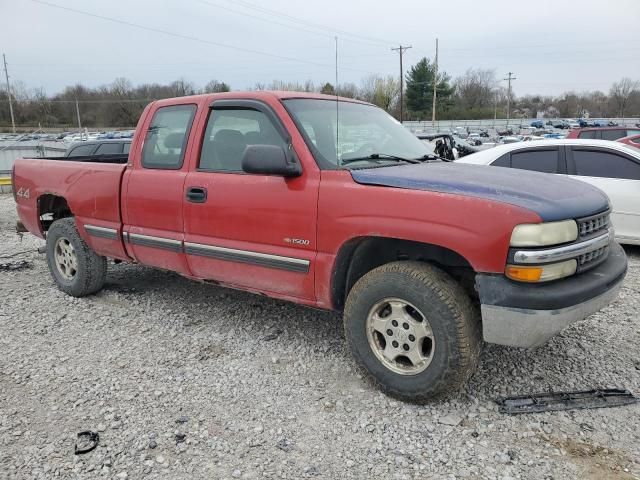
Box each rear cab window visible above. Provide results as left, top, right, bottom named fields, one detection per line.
left=141, top=105, right=197, bottom=169
left=95, top=142, right=123, bottom=155
left=68, top=144, right=96, bottom=157
left=578, top=130, right=599, bottom=140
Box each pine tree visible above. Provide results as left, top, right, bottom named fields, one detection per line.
left=405, top=58, right=453, bottom=118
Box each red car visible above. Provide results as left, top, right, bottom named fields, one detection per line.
left=567, top=126, right=640, bottom=141
left=12, top=92, right=627, bottom=401
left=618, top=133, right=640, bottom=149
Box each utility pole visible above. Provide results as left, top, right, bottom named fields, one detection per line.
left=2, top=54, right=16, bottom=134
left=431, top=38, right=438, bottom=125
left=391, top=45, right=411, bottom=123
left=75, top=98, right=82, bottom=135
left=503, top=72, right=517, bottom=123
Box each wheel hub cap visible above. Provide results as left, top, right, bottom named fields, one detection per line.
left=366, top=298, right=435, bottom=375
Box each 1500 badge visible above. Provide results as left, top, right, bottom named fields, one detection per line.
left=284, top=237, right=310, bottom=246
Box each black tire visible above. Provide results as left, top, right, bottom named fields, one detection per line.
left=46, top=217, right=107, bottom=297
left=343, top=261, right=481, bottom=402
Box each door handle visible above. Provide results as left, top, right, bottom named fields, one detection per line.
left=186, top=186, right=207, bottom=203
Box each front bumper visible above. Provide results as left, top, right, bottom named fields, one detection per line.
left=477, top=242, right=627, bottom=347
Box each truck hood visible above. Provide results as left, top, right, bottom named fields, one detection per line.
left=350, top=163, right=609, bottom=222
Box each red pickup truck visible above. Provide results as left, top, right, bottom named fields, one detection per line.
left=13, top=92, right=627, bottom=401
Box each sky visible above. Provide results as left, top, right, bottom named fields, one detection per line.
left=1, top=0, right=639, bottom=97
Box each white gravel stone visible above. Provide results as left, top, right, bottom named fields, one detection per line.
left=0, top=193, right=639, bottom=480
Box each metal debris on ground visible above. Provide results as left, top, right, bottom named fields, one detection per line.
left=262, top=328, right=284, bottom=341
left=0, top=260, right=31, bottom=271
left=74, top=431, right=100, bottom=454
left=496, top=388, right=639, bottom=414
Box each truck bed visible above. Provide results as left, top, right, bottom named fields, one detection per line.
left=13, top=157, right=128, bottom=242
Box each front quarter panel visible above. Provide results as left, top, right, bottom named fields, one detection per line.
left=315, top=170, right=542, bottom=307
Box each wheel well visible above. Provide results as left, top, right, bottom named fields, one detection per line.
left=38, top=194, right=72, bottom=232
left=331, top=237, right=477, bottom=311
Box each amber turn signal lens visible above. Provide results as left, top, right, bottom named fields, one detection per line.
left=505, top=265, right=543, bottom=282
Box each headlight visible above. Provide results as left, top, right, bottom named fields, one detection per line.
left=510, top=220, right=578, bottom=247
left=506, top=259, right=577, bottom=283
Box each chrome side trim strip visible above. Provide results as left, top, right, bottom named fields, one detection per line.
left=84, top=224, right=118, bottom=240
left=513, top=229, right=613, bottom=264
left=184, top=242, right=310, bottom=273
left=126, top=232, right=182, bottom=252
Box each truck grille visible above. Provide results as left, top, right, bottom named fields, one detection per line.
left=577, top=245, right=609, bottom=271
left=578, top=212, right=609, bottom=238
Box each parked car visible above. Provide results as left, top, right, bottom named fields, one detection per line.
left=543, top=133, right=565, bottom=139
left=617, top=134, right=640, bottom=150
left=12, top=92, right=627, bottom=401
left=65, top=139, right=132, bottom=157
left=567, top=127, right=640, bottom=141
left=552, top=120, right=570, bottom=129
left=530, top=120, right=545, bottom=129
left=456, top=139, right=640, bottom=245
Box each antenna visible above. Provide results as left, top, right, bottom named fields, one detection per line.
left=431, top=38, right=438, bottom=125
left=335, top=36, right=340, bottom=165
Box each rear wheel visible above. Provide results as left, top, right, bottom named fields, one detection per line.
left=343, top=261, right=481, bottom=402
left=46, top=218, right=107, bottom=297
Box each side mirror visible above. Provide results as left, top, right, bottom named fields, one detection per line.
left=241, top=144, right=302, bottom=177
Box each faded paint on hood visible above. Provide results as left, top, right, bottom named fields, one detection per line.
left=350, top=163, right=609, bottom=222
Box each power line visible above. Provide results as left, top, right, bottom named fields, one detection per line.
left=28, top=0, right=360, bottom=72
left=391, top=45, right=411, bottom=122
left=196, top=0, right=394, bottom=49
left=227, top=0, right=398, bottom=47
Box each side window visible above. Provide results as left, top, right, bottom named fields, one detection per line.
left=601, top=129, right=625, bottom=141
left=573, top=149, right=640, bottom=180
left=511, top=149, right=558, bottom=173
left=492, top=153, right=510, bottom=167
left=199, top=108, right=286, bottom=171
left=68, top=144, right=96, bottom=157
left=142, top=105, right=196, bottom=169
left=95, top=142, right=123, bottom=155
left=123, top=142, right=131, bottom=154
left=626, top=129, right=640, bottom=137
left=578, top=130, right=598, bottom=140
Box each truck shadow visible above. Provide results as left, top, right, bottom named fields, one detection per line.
left=99, top=259, right=638, bottom=403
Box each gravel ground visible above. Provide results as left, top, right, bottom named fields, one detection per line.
left=0, top=193, right=639, bottom=480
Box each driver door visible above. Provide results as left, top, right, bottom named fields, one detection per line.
left=182, top=100, right=319, bottom=300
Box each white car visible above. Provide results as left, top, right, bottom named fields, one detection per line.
left=456, top=139, right=640, bottom=245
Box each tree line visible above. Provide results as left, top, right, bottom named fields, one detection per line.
left=1, top=59, right=639, bottom=129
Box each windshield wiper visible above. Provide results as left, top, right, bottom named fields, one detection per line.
left=413, top=154, right=442, bottom=162
left=340, top=153, right=420, bottom=166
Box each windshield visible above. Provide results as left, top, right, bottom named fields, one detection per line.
left=284, top=99, right=430, bottom=168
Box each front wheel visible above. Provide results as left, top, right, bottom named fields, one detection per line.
left=46, top=218, right=107, bottom=297
left=343, top=261, right=481, bottom=402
